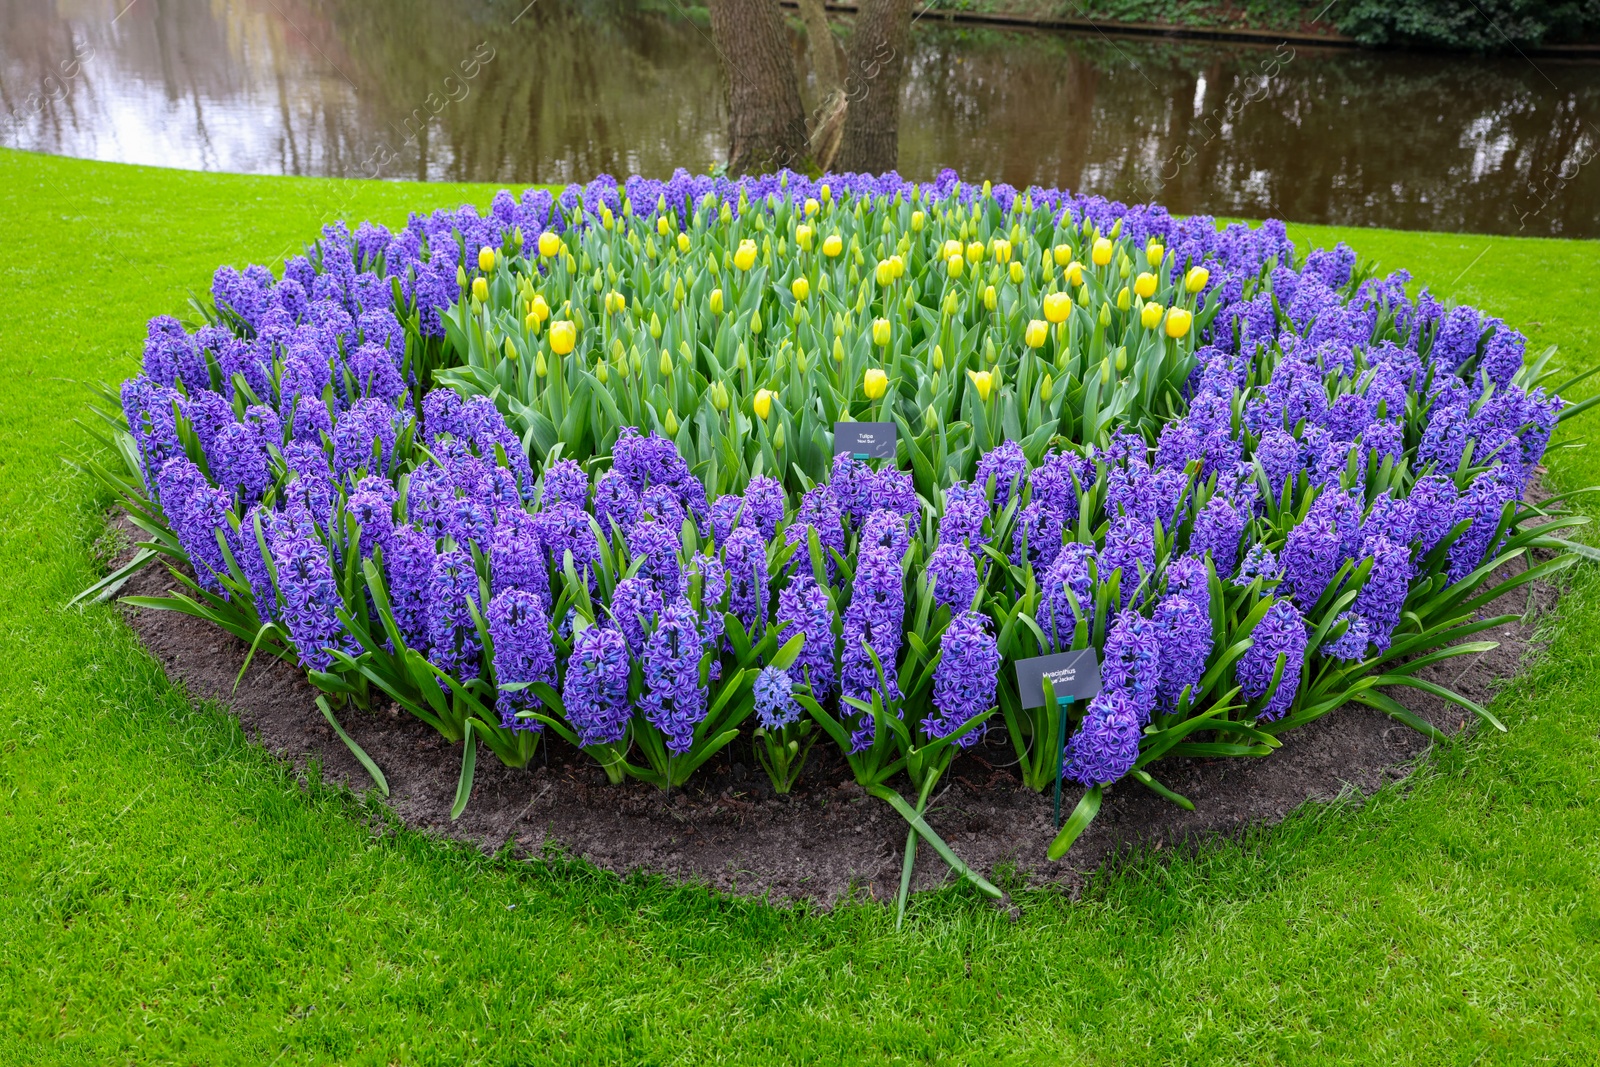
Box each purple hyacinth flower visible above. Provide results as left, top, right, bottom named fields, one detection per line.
left=974, top=441, right=1028, bottom=510
left=776, top=573, right=836, bottom=701
left=1238, top=599, right=1307, bottom=721
left=1064, top=689, right=1141, bottom=787
left=563, top=625, right=632, bottom=748
left=611, top=575, right=664, bottom=654
left=428, top=548, right=482, bottom=681
left=926, top=540, right=979, bottom=612
left=753, top=665, right=801, bottom=730
left=487, top=589, right=556, bottom=729
left=926, top=610, right=999, bottom=748
left=271, top=524, right=351, bottom=672
left=742, top=475, right=785, bottom=540
left=640, top=598, right=706, bottom=755
left=1153, top=593, right=1211, bottom=711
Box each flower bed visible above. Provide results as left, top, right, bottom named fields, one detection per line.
left=94, top=170, right=1595, bottom=908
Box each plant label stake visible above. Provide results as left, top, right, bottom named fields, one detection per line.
left=834, top=422, right=897, bottom=461
left=1014, top=648, right=1102, bottom=828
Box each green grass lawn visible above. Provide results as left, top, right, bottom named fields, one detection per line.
left=1, top=147, right=1598, bottom=1066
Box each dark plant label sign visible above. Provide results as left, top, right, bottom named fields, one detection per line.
left=1015, top=648, right=1102, bottom=708
left=833, top=421, right=897, bottom=459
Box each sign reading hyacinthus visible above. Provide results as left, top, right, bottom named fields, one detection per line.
left=89, top=168, right=1596, bottom=914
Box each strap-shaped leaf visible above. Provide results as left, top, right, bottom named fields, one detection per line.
left=867, top=784, right=1003, bottom=900
left=316, top=696, right=389, bottom=798
left=1047, top=785, right=1102, bottom=861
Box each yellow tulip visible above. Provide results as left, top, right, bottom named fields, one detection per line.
left=549, top=319, right=577, bottom=355
left=966, top=241, right=984, bottom=264
left=605, top=290, right=626, bottom=314
left=889, top=254, right=905, bottom=278
left=1043, top=291, right=1071, bottom=324
left=947, top=253, right=964, bottom=278
left=656, top=215, right=670, bottom=237
left=664, top=408, right=679, bottom=436
left=1133, top=271, right=1157, bottom=299
left=796, top=224, right=813, bottom=251
left=1146, top=241, right=1165, bottom=267
left=984, top=285, right=997, bottom=311
left=875, top=259, right=895, bottom=286
left=1025, top=319, right=1048, bottom=348
left=992, top=238, right=1012, bottom=264
left=1185, top=266, right=1210, bottom=293
left=677, top=232, right=690, bottom=254
left=1066, top=261, right=1085, bottom=287
left=472, top=277, right=488, bottom=302
left=659, top=348, right=673, bottom=376
left=1116, top=287, right=1130, bottom=311
left=525, top=312, right=542, bottom=334
left=820, top=183, right=832, bottom=203
left=911, top=210, right=925, bottom=232
left=529, top=294, right=550, bottom=322
left=1165, top=307, right=1193, bottom=339
left=1140, top=302, right=1165, bottom=330
left=1053, top=243, right=1073, bottom=267
left=537, top=231, right=561, bottom=258
left=863, top=368, right=888, bottom=400
left=872, top=318, right=891, bottom=347
left=478, top=245, right=496, bottom=272
left=753, top=388, right=776, bottom=420
left=709, top=288, right=724, bottom=315
left=967, top=369, right=995, bottom=400
left=1092, top=237, right=1113, bottom=266
left=822, top=234, right=843, bottom=257
left=942, top=239, right=963, bottom=260
left=1009, top=261, right=1023, bottom=284
left=734, top=240, right=759, bottom=271
left=791, top=276, right=810, bottom=302
left=805, top=197, right=820, bottom=216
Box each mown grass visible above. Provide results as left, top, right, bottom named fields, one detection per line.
left=0, top=147, right=1597, bottom=1066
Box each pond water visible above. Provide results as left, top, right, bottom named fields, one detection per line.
left=3, top=0, right=1597, bottom=237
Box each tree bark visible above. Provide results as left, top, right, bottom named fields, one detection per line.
left=835, top=0, right=913, bottom=175
left=708, top=0, right=812, bottom=175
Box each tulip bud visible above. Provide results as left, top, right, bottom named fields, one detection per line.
left=478, top=246, right=497, bottom=272
left=1134, top=271, right=1157, bottom=299
left=1117, top=287, right=1131, bottom=311
left=792, top=275, right=810, bottom=303
left=711, top=380, right=730, bottom=411
left=754, top=388, right=775, bottom=420
left=911, top=210, right=925, bottom=231
left=932, top=344, right=944, bottom=370
left=659, top=348, right=673, bottom=376
left=796, top=347, right=808, bottom=373
left=1066, top=261, right=1085, bottom=287
left=677, top=232, right=690, bottom=254
left=872, top=318, right=891, bottom=347
left=649, top=311, right=663, bottom=339
left=710, top=288, right=724, bottom=315
left=863, top=367, right=888, bottom=400
left=984, top=335, right=998, bottom=364
left=1165, top=307, right=1193, bottom=338
left=1141, top=302, right=1165, bottom=330
left=823, top=233, right=843, bottom=257
left=1146, top=241, right=1164, bottom=267
left=772, top=422, right=786, bottom=450
left=504, top=337, right=517, bottom=362
left=525, top=312, right=541, bottom=334
left=875, top=259, right=894, bottom=286
left=1040, top=372, right=1054, bottom=401
left=734, top=239, right=758, bottom=271
left=457, top=265, right=468, bottom=289
left=1092, top=237, right=1113, bottom=267
left=966, top=241, right=984, bottom=264
left=1185, top=266, right=1210, bottom=293
left=535, top=352, right=548, bottom=378
left=1100, top=358, right=1111, bottom=384
left=890, top=254, right=905, bottom=278
left=665, top=407, right=679, bottom=435
left=596, top=360, right=610, bottom=384
left=736, top=343, right=749, bottom=371
left=538, top=231, right=561, bottom=258
left=550, top=320, right=577, bottom=355
left=630, top=347, right=643, bottom=377
left=749, top=308, right=763, bottom=335
left=946, top=253, right=964, bottom=278
left=472, top=277, right=489, bottom=302
left=1025, top=319, right=1048, bottom=348
left=943, top=291, right=960, bottom=317
left=1099, top=303, right=1111, bottom=328
left=984, top=285, right=997, bottom=311
left=805, top=197, right=820, bottom=217
left=1115, top=346, right=1128, bottom=373
left=1053, top=243, right=1073, bottom=267
left=1009, top=261, right=1023, bottom=284
left=1043, top=291, right=1071, bottom=324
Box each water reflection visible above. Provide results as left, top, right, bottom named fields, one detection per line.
left=2, top=0, right=1597, bottom=236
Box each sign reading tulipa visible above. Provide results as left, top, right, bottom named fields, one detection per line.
left=85, top=168, right=1600, bottom=920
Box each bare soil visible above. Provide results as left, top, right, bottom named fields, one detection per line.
left=119, top=557, right=1556, bottom=907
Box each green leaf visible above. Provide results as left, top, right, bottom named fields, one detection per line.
left=316, top=696, right=389, bottom=798
left=450, top=719, right=478, bottom=820
left=1046, top=785, right=1102, bottom=861
left=866, top=784, right=1004, bottom=900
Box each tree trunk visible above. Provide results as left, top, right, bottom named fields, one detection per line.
left=708, top=0, right=812, bottom=175
left=835, top=0, right=913, bottom=175
left=796, top=0, right=841, bottom=93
